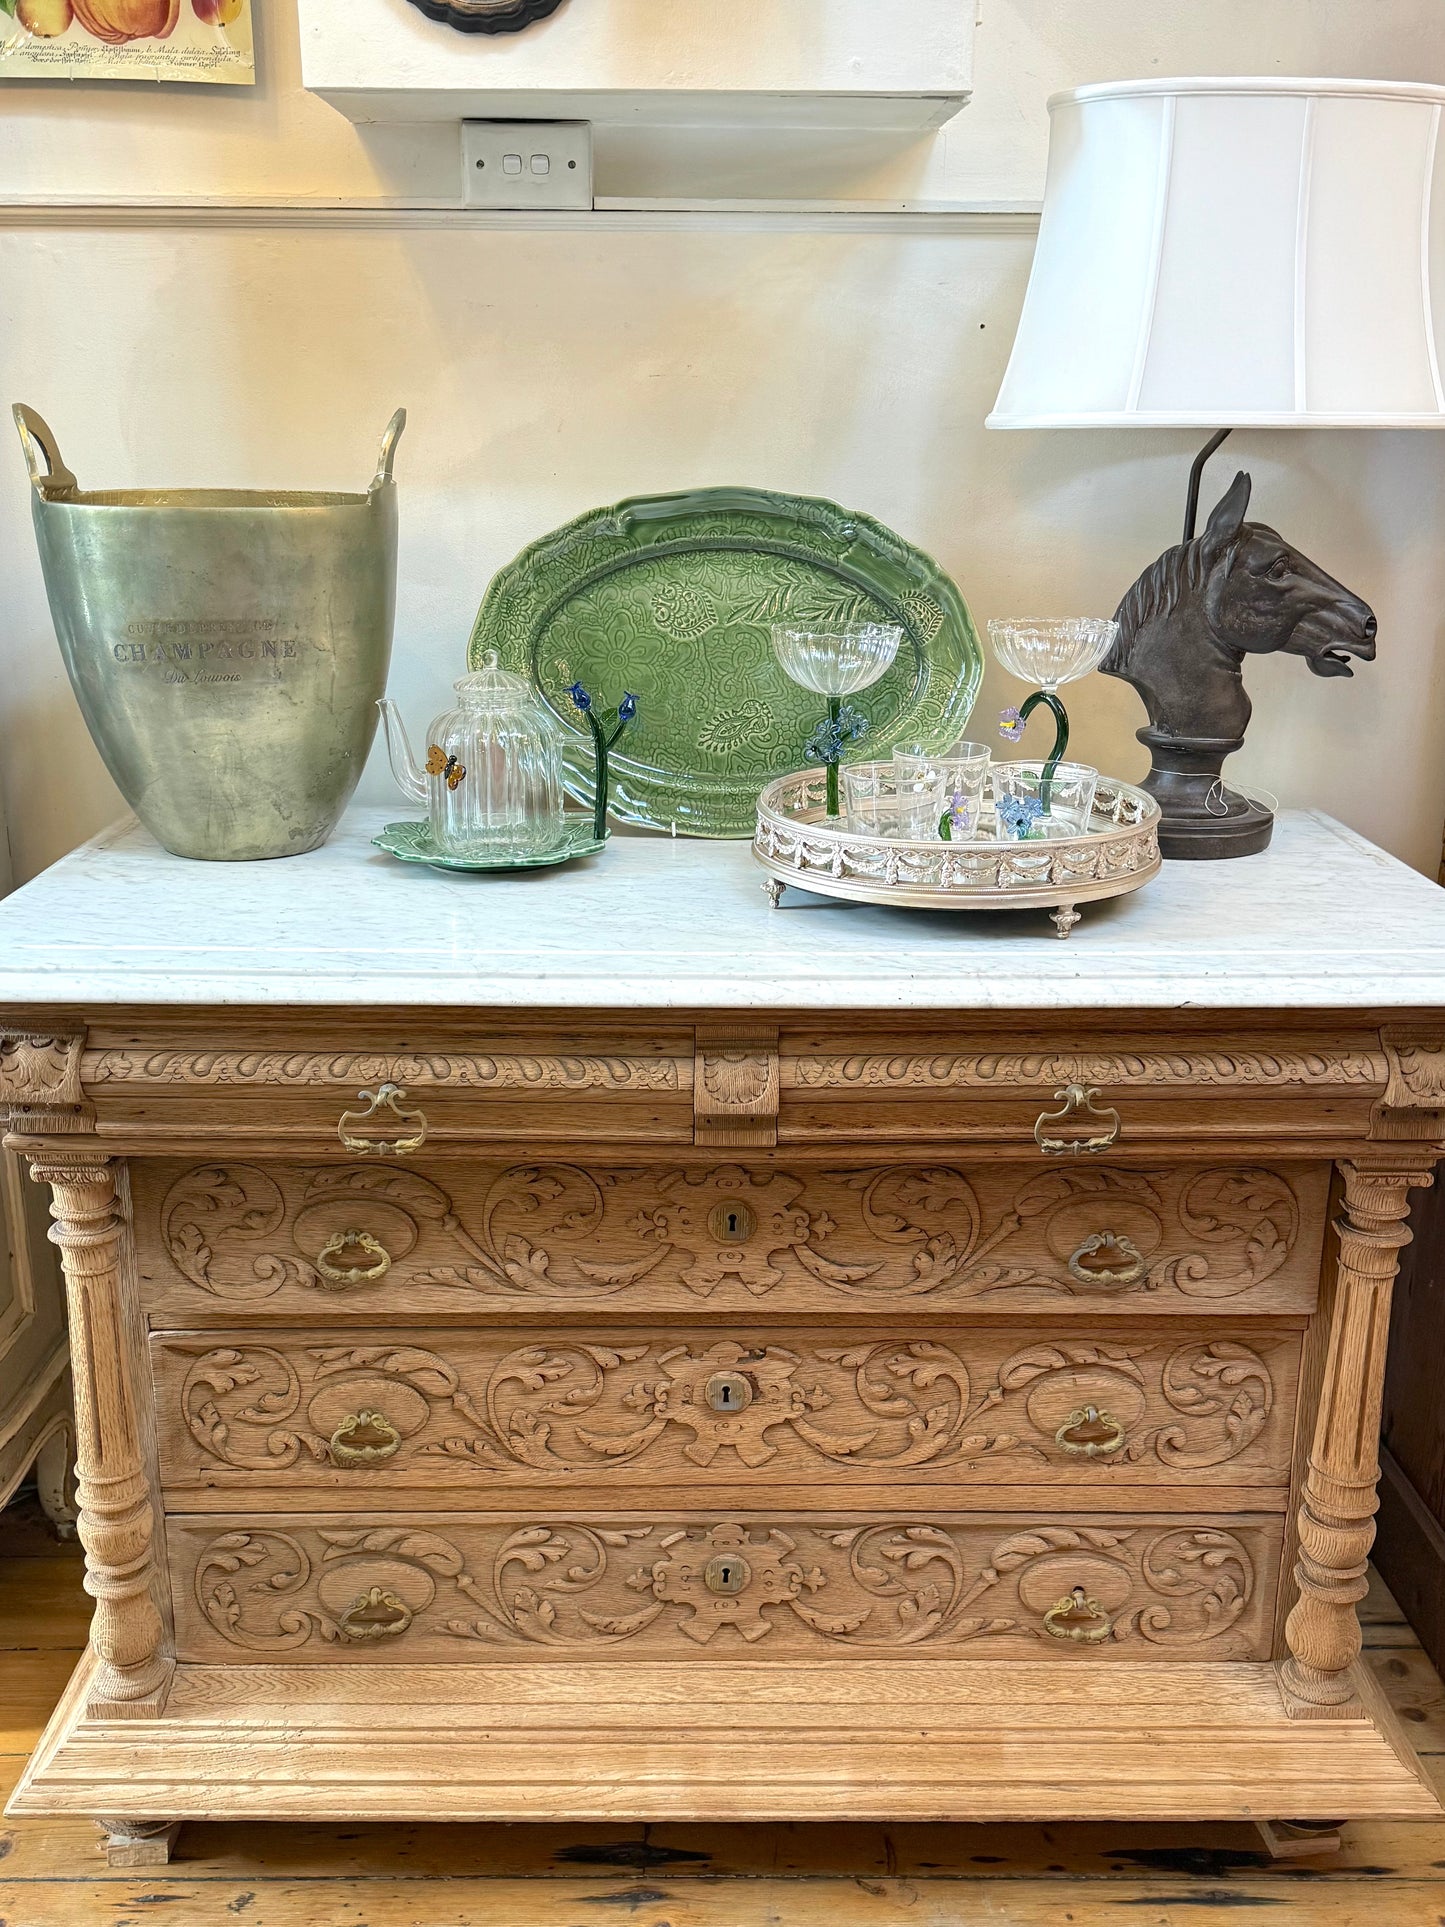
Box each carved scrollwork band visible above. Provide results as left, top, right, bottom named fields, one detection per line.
left=185, top=1516, right=1270, bottom=1659
left=81, top=1048, right=685, bottom=1092
left=150, top=1159, right=1312, bottom=1311
left=170, top=1330, right=1286, bottom=1482
left=786, top=1046, right=1387, bottom=1092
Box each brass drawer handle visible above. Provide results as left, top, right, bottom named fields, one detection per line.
left=329, top=1409, right=403, bottom=1468
left=337, top=1082, right=427, bottom=1157
left=315, top=1229, right=393, bottom=1288
left=1035, top=1083, right=1121, bottom=1156
left=1066, top=1231, right=1145, bottom=1289
left=1054, top=1404, right=1127, bottom=1458
left=1042, top=1586, right=1113, bottom=1643
left=338, top=1586, right=412, bottom=1640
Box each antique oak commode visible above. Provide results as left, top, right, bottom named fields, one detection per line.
left=3, top=807, right=1444, bottom=1860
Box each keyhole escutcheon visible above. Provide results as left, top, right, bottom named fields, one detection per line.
left=704, top=1370, right=754, bottom=1414
left=706, top=1200, right=757, bottom=1244
left=704, top=1554, right=751, bottom=1595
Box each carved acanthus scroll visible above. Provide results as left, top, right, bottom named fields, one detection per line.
left=694, top=1028, right=779, bottom=1148
left=0, top=1028, right=87, bottom=1132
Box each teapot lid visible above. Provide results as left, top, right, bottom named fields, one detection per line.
left=453, top=650, right=538, bottom=712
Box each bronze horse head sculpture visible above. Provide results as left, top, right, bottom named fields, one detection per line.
left=1102, top=466, right=1376, bottom=858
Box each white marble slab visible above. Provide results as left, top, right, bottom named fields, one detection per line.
left=0, top=806, right=1442, bottom=1011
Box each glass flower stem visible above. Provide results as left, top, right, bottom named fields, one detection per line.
left=825, top=697, right=841, bottom=817
left=579, top=709, right=610, bottom=840
left=1018, top=689, right=1069, bottom=813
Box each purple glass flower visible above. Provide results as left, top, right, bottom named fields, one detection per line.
left=566, top=680, right=592, bottom=713
left=998, top=705, right=1025, bottom=743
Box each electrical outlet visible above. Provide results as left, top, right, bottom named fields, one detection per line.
left=461, top=121, right=593, bottom=211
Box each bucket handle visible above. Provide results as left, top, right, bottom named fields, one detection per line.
left=371, top=408, right=407, bottom=491
left=12, top=405, right=78, bottom=494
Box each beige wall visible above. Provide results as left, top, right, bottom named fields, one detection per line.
left=3, top=1, right=1444, bottom=881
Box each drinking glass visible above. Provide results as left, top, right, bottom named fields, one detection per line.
left=893, top=740, right=991, bottom=840
left=842, top=763, right=910, bottom=838
left=987, top=617, right=1118, bottom=694
left=991, top=760, right=1100, bottom=839
left=771, top=621, right=903, bottom=816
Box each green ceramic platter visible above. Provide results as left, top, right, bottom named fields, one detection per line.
left=373, top=818, right=607, bottom=873
left=468, top=486, right=983, bottom=839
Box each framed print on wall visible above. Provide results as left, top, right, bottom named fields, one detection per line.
left=0, top=0, right=253, bottom=83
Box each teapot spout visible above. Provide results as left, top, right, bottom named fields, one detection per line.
left=376, top=699, right=428, bottom=804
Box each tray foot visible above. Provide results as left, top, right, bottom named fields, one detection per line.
left=1051, top=903, right=1082, bottom=938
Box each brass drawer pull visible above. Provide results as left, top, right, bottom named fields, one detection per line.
left=1042, top=1586, right=1113, bottom=1643
left=338, top=1586, right=412, bottom=1640
left=1035, top=1083, right=1121, bottom=1156
left=315, top=1229, right=393, bottom=1288
left=337, top=1082, right=427, bottom=1157
left=1066, top=1231, right=1145, bottom=1290
left=329, top=1410, right=403, bottom=1468
left=1054, top=1404, right=1127, bottom=1458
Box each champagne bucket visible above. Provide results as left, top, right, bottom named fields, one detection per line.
left=13, top=403, right=406, bottom=861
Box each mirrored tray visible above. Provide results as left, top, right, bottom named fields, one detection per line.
left=753, top=763, right=1161, bottom=936
left=468, top=487, right=983, bottom=838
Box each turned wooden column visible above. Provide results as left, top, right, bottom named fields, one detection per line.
left=1283, top=1162, right=1428, bottom=1711
left=29, top=1153, right=172, bottom=1715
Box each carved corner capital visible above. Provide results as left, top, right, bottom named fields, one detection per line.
left=694, top=1027, right=779, bottom=1149
left=0, top=1027, right=91, bottom=1137
left=1372, top=1030, right=1445, bottom=1143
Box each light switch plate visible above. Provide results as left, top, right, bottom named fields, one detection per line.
left=461, top=121, right=593, bottom=210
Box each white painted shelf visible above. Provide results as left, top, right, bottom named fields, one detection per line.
left=298, top=0, right=974, bottom=133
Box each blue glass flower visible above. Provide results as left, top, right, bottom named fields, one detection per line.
left=803, top=702, right=869, bottom=765
left=618, top=692, right=638, bottom=722
left=998, top=705, right=1025, bottom=743
left=566, top=680, right=592, bottom=713
left=997, top=794, right=1044, bottom=839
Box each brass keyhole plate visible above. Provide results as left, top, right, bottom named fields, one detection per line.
left=704, top=1370, right=754, bottom=1414
left=706, top=1200, right=757, bottom=1244
left=704, top=1554, right=751, bottom=1596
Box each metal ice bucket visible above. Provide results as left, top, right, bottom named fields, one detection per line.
left=13, top=404, right=406, bottom=862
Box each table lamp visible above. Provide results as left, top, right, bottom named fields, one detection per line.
left=987, top=77, right=1445, bottom=858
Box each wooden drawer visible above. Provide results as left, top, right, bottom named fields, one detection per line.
left=134, top=1158, right=1329, bottom=1321
left=152, top=1322, right=1302, bottom=1503
left=168, top=1510, right=1283, bottom=1664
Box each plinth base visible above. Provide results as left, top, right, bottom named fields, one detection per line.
left=9, top=1651, right=1439, bottom=1827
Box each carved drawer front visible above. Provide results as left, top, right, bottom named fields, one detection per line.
left=151, top=1324, right=1302, bottom=1503
left=133, top=1158, right=1329, bottom=1321
left=779, top=1029, right=1388, bottom=1146
left=80, top=1033, right=695, bottom=1148
left=169, top=1510, right=1282, bottom=1664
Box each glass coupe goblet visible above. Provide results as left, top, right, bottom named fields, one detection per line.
left=771, top=621, right=903, bottom=817
left=987, top=616, right=1117, bottom=821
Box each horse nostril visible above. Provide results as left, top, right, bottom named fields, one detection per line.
left=1363, top=614, right=1378, bottom=641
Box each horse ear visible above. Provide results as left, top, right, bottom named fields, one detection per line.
left=1199, top=470, right=1252, bottom=557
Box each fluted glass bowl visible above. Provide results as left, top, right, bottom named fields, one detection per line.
left=770, top=622, right=903, bottom=697
left=987, top=617, right=1119, bottom=692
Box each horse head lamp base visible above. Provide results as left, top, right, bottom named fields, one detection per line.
left=1101, top=435, right=1377, bottom=859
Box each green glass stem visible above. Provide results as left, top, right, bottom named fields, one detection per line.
left=1017, top=690, right=1069, bottom=814
left=825, top=695, right=841, bottom=817
left=582, top=710, right=610, bottom=840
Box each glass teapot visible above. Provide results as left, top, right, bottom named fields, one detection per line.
left=378, top=652, right=565, bottom=860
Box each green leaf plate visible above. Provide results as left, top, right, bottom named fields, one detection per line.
left=468, top=485, right=983, bottom=838
left=372, top=818, right=607, bottom=873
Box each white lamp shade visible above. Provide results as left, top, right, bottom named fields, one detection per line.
left=988, top=78, right=1445, bottom=429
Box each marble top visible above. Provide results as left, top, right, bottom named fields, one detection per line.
left=0, top=806, right=1443, bottom=1012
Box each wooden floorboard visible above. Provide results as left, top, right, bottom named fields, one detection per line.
left=5, top=1492, right=1445, bottom=1923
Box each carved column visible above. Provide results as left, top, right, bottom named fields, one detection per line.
left=1282, top=1162, right=1427, bottom=1713
left=29, top=1153, right=172, bottom=1716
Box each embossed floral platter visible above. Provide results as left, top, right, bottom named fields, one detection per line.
left=468, top=487, right=983, bottom=838
left=755, top=764, right=1162, bottom=936
left=372, top=818, right=607, bottom=873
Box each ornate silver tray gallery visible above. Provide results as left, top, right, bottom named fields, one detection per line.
left=753, top=763, right=1161, bottom=936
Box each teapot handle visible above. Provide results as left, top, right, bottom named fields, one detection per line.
left=12, top=405, right=78, bottom=494
left=371, top=409, right=407, bottom=490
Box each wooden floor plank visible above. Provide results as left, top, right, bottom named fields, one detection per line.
left=0, top=1559, right=91, bottom=1652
